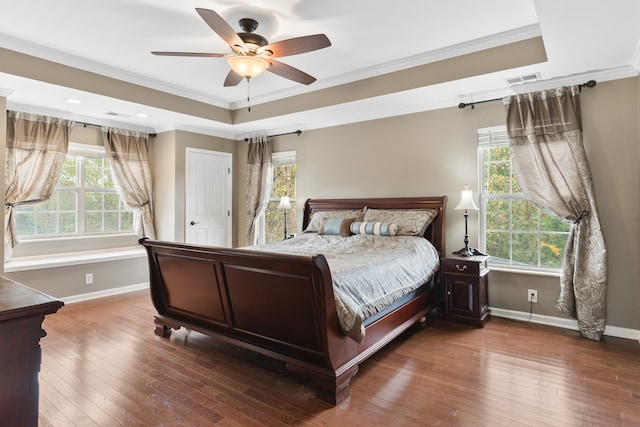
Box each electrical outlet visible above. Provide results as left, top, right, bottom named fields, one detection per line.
left=527, top=289, right=538, bottom=303
left=85, top=273, right=93, bottom=285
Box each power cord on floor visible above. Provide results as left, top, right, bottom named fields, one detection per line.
left=504, top=300, right=534, bottom=325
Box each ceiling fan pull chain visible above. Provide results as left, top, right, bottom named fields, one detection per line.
left=246, top=78, right=251, bottom=112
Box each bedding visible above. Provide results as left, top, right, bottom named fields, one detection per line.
left=303, top=208, right=366, bottom=233
left=363, top=208, right=438, bottom=236
left=250, top=233, right=440, bottom=342
left=350, top=221, right=398, bottom=236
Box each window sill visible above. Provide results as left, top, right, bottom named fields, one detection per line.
left=4, top=246, right=146, bottom=272
left=488, top=264, right=561, bottom=278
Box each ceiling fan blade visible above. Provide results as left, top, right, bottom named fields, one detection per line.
left=267, top=60, right=316, bottom=85
left=224, top=70, right=244, bottom=87
left=151, top=51, right=227, bottom=57
left=196, top=8, right=247, bottom=52
left=260, top=34, right=331, bottom=58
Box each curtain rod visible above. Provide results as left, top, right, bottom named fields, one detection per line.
left=76, top=121, right=157, bottom=137
left=244, top=129, right=301, bottom=142
left=458, top=80, right=597, bottom=109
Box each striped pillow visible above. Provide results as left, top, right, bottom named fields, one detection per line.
left=350, top=221, right=398, bottom=236
left=318, top=217, right=356, bottom=237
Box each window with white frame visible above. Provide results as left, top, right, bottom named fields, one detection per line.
left=263, top=151, right=296, bottom=244
left=478, top=126, right=569, bottom=270
left=14, top=143, right=134, bottom=239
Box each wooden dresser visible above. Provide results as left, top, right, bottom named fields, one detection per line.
left=0, top=276, right=63, bottom=427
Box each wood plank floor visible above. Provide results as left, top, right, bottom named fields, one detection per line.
left=38, top=290, right=640, bottom=426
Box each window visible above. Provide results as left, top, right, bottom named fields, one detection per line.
left=263, top=151, right=296, bottom=244
left=478, top=126, right=569, bottom=271
left=15, top=143, right=133, bottom=239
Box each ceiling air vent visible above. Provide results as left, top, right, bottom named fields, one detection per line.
left=104, top=111, right=132, bottom=118
left=504, top=72, right=541, bottom=85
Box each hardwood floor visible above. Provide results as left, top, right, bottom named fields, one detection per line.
left=38, top=290, right=640, bottom=426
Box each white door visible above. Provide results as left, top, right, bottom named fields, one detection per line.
left=185, top=148, right=232, bottom=247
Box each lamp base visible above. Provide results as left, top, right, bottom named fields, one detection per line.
left=453, top=246, right=487, bottom=257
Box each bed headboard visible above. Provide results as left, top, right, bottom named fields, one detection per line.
left=303, top=196, right=447, bottom=256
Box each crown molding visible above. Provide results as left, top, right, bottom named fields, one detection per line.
left=230, top=24, right=542, bottom=109
left=0, top=87, right=14, bottom=97
left=6, top=101, right=156, bottom=133
left=0, top=32, right=230, bottom=109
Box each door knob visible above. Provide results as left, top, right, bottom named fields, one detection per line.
left=190, top=221, right=199, bottom=225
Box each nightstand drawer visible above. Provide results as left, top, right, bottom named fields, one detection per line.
left=445, top=257, right=486, bottom=275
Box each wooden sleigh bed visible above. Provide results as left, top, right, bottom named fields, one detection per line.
left=140, top=196, right=447, bottom=404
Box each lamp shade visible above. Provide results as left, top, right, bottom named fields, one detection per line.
left=455, top=186, right=479, bottom=211
left=277, top=195, right=292, bottom=210
left=227, top=55, right=269, bottom=79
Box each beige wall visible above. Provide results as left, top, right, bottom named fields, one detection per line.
left=251, top=77, right=640, bottom=331
left=151, top=129, right=237, bottom=244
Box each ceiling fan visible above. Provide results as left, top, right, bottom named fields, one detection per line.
left=152, top=8, right=331, bottom=87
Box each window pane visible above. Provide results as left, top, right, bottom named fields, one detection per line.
left=486, top=199, right=510, bottom=230
left=85, top=158, right=103, bottom=188
left=104, top=193, right=120, bottom=210
left=512, top=200, right=538, bottom=231
left=121, top=211, right=133, bottom=230
left=86, top=192, right=103, bottom=210
left=36, top=212, right=57, bottom=234
left=16, top=211, right=35, bottom=236
left=541, top=211, right=570, bottom=232
left=86, top=211, right=103, bottom=232
left=512, top=232, right=538, bottom=265
left=59, top=212, right=77, bottom=234
left=104, top=212, right=120, bottom=231
left=59, top=191, right=77, bottom=211
left=58, top=155, right=77, bottom=186
left=39, top=194, right=58, bottom=212
left=85, top=158, right=114, bottom=189
left=541, top=233, right=566, bottom=268
left=486, top=231, right=510, bottom=261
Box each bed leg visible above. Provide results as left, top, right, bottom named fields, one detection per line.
left=287, top=364, right=358, bottom=405
left=154, top=317, right=178, bottom=338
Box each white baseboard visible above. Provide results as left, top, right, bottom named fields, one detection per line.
left=62, top=282, right=149, bottom=304
left=59, top=290, right=640, bottom=344
left=490, top=307, right=640, bottom=343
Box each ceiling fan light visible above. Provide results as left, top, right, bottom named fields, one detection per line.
left=227, top=56, right=269, bottom=79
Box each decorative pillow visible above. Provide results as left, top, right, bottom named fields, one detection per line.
left=363, top=209, right=438, bottom=236
left=304, top=209, right=365, bottom=233
left=350, top=221, right=398, bottom=236
left=318, top=217, right=356, bottom=237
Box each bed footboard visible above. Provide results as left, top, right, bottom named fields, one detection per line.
left=140, top=237, right=361, bottom=403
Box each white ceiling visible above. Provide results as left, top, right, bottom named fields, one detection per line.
left=0, top=0, right=639, bottom=139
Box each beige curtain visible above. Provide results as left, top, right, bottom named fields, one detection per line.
left=102, top=127, right=156, bottom=240
left=5, top=111, right=73, bottom=260
left=245, top=136, right=272, bottom=245
left=504, top=86, right=607, bottom=341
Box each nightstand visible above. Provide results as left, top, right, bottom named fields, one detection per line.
left=443, top=254, right=490, bottom=327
